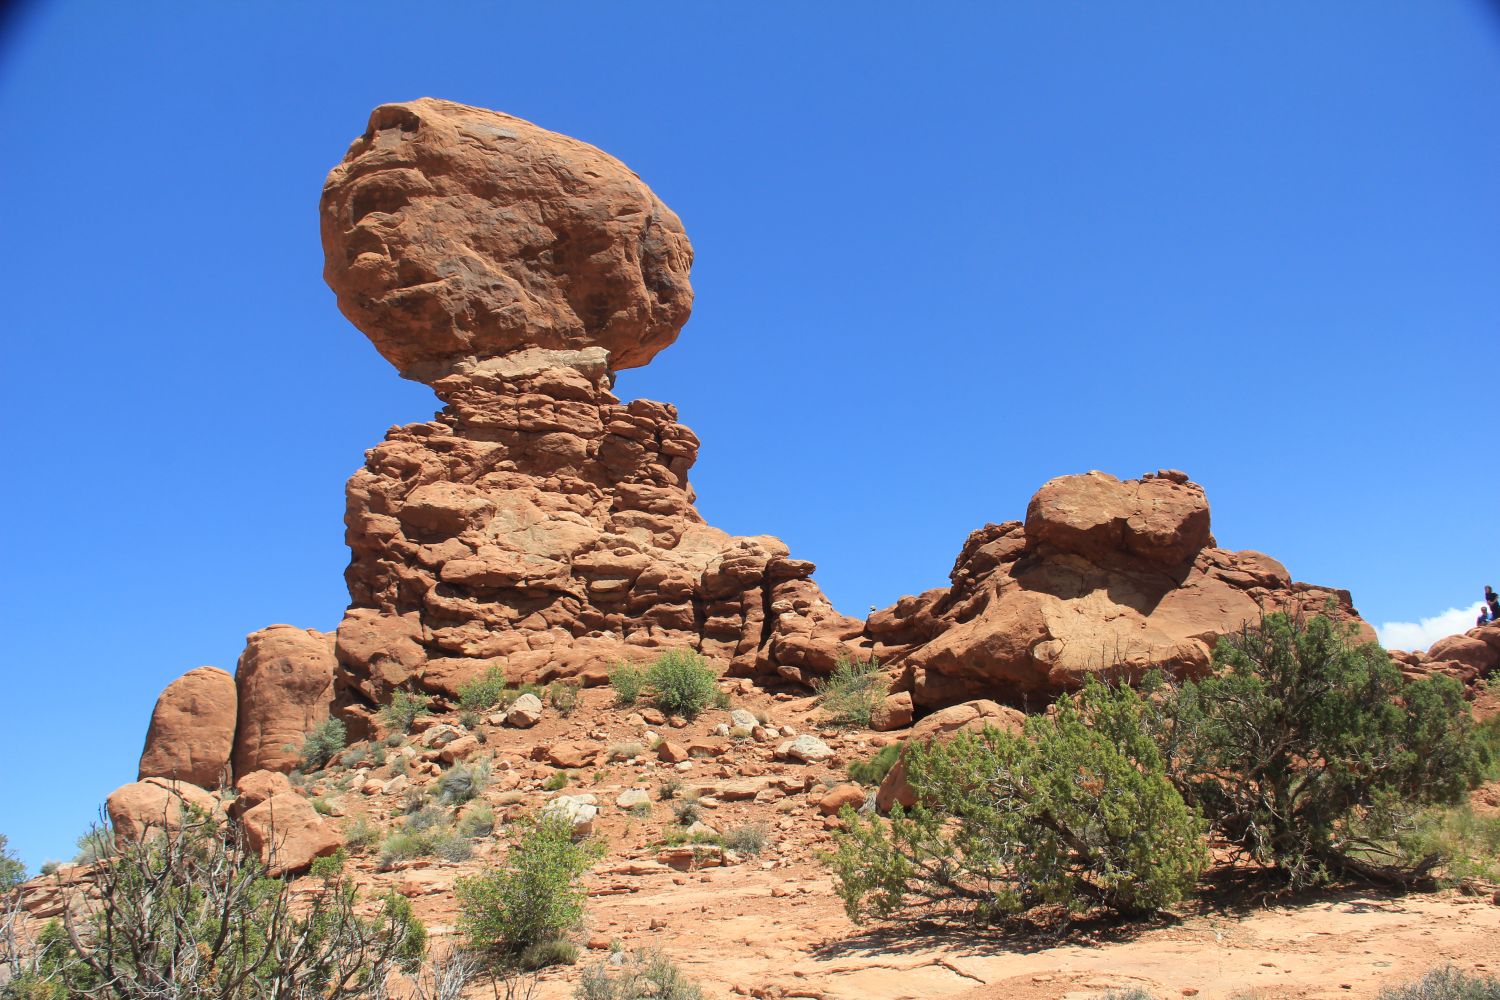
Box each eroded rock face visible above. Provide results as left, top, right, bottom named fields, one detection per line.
left=321, top=99, right=693, bottom=383
left=138, top=666, right=237, bottom=789
left=232, top=626, right=336, bottom=775
left=324, top=99, right=858, bottom=712
left=860, top=470, right=1375, bottom=708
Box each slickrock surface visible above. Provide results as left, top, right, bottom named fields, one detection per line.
left=859, top=469, right=1376, bottom=707
left=137, top=665, right=236, bottom=788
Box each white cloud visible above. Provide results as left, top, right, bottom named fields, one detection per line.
left=1376, top=602, right=1484, bottom=652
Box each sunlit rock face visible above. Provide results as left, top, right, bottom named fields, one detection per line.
left=320, top=98, right=694, bottom=384
left=860, top=470, right=1376, bottom=708
left=320, top=99, right=859, bottom=725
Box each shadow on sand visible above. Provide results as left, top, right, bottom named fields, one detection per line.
left=809, top=868, right=1421, bottom=964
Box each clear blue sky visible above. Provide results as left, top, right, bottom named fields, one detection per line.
left=1, top=2, right=1496, bottom=870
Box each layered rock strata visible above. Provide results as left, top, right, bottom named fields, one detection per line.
left=320, top=98, right=859, bottom=722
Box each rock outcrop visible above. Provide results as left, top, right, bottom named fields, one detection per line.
left=321, top=99, right=859, bottom=716
left=232, top=625, right=336, bottom=775
left=858, top=470, right=1375, bottom=708
left=1390, top=623, right=1500, bottom=695
left=137, top=666, right=237, bottom=788
left=106, top=102, right=1403, bottom=836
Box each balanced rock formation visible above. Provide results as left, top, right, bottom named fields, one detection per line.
left=137, top=666, right=237, bottom=788
left=860, top=470, right=1375, bottom=708
left=321, top=99, right=859, bottom=716
left=231, top=625, right=336, bottom=775
left=321, top=99, right=693, bottom=383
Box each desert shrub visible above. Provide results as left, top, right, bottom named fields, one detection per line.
left=343, top=816, right=380, bottom=853
left=547, top=681, right=580, bottom=716
left=458, top=803, right=497, bottom=839
left=1149, top=612, right=1487, bottom=887
left=380, top=830, right=437, bottom=868
left=1478, top=715, right=1500, bottom=782
left=609, top=664, right=645, bottom=706
left=848, top=744, right=901, bottom=787
left=0, top=834, right=23, bottom=890
left=607, top=742, right=644, bottom=762
left=722, top=823, right=770, bottom=855
left=574, top=948, right=704, bottom=1000
left=458, top=667, right=509, bottom=712
left=1385, top=806, right=1500, bottom=887
left=455, top=815, right=604, bottom=970
left=1377, top=967, right=1500, bottom=999
left=38, top=860, right=60, bottom=877
left=382, top=690, right=433, bottom=733
left=657, top=777, right=683, bottom=801
left=341, top=744, right=369, bottom=769
left=436, top=762, right=490, bottom=806
left=406, top=804, right=449, bottom=834
left=310, top=797, right=334, bottom=816
left=4, top=813, right=424, bottom=999
left=517, top=938, right=579, bottom=970
left=434, top=832, right=474, bottom=863
left=1095, top=991, right=1156, bottom=1000
left=71, top=828, right=112, bottom=866
left=813, top=656, right=886, bottom=729
left=458, top=710, right=481, bottom=730
left=542, top=771, right=570, bottom=792
left=827, top=678, right=1207, bottom=924
left=670, top=799, right=701, bottom=826
left=645, top=651, right=718, bottom=719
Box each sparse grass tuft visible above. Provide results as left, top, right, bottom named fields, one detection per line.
left=813, top=656, right=885, bottom=729
left=1377, top=967, right=1500, bottom=1000
left=722, top=823, right=770, bottom=855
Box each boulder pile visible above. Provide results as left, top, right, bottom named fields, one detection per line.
left=854, top=469, right=1377, bottom=707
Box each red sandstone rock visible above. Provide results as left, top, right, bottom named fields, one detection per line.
left=320, top=99, right=693, bottom=383
left=872, top=691, right=913, bottom=731
left=137, top=666, right=237, bottom=789
left=240, top=793, right=343, bottom=875
left=858, top=471, right=1375, bottom=708
left=1428, top=634, right=1495, bottom=672
left=321, top=102, right=858, bottom=710
left=232, top=626, right=336, bottom=775
left=818, top=783, right=866, bottom=815
left=229, top=769, right=294, bottom=819
left=106, top=778, right=220, bottom=845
